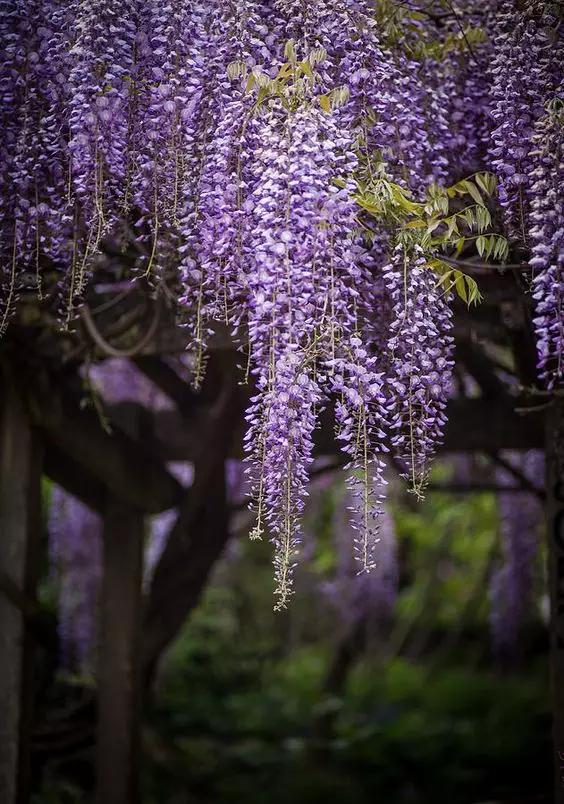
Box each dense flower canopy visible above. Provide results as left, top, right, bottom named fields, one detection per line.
left=1, top=0, right=563, bottom=604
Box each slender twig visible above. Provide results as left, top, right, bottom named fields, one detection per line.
left=440, top=0, right=484, bottom=67
left=439, top=255, right=530, bottom=273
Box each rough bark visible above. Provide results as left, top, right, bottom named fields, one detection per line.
left=20, top=365, right=182, bottom=513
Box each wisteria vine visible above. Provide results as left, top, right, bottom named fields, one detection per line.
left=1, top=1, right=563, bottom=605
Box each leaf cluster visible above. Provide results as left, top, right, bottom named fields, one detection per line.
left=228, top=41, right=347, bottom=114
left=350, top=167, right=508, bottom=305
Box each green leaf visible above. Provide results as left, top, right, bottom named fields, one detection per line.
left=466, top=275, right=482, bottom=305
left=227, top=60, right=245, bottom=81
left=475, top=173, right=489, bottom=195
left=330, top=85, right=350, bottom=108
left=455, top=273, right=468, bottom=302
left=256, top=85, right=269, bottom=106
left=284, top=39, right=297, bottom=64
left=446, top=217, right=459, bottom=239
left=276, top=62, right=292, bottom=79
left=460, top=208, right=475, bottom=227
left=435, top=269, right=454, bottom=289
left=427, top=259, right=482, bottom=306
left=462, top=180, right=485, bottom=206
left=309, top=46, right=327, bottom=65
left=318, top=94, right=331, bottom=112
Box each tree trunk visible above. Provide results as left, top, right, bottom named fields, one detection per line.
left=142, top=354, right=239, bottom=685
left=142, top=449, right=229, bottom=685
left=547, top=398, right=564, bottom=804
left=0, top=374, right=42, bottom=804
left=96, top=500, right=144, bottom=804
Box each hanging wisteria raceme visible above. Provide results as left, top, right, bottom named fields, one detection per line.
left=384, top=244, right=454, bottom=497
left=488, top=0, right=564, bottom=388
left=530, top=98, right=564, bottom=388
left=464, top=0, right=564, bottom=388
left=141, top=1, right=224, bottom=290
left=245, top=349, right=322, bottom=608
left=280, top=0, right=437, bottom=192
left=0, top=0, right=71, bottom=332
left=424, top=19, right=492, bottom=179
left=62, top=0, right=138, bottom=322
left=176, top=1, right=285, bottom=380
left=2, top=1, right=564, bottom=604
left=488, top=1, right=561, bottom=241
left=229, top=66, right=391, bottom=600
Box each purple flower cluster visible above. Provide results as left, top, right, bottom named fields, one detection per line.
left=246, top=348, right=321, bottom=607
left=487, top=2, right=564, bottom=386
left=530, top=101, right=564, bottom=388
left=384, top=245, right=454, bottom=496
left=4, top=1, right=561, bottom=604
left=1, top=0, right=72, bottom=329
left=488, top=2, right=560, bottom=241
left=322, top=476, right=398, bottom=627
left=330, top=336, right=389, bottom=572
left=233, top=90, right=390, bottom=594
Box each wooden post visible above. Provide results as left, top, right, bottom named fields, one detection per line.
left=96, top=500, right=144, bottom=804
left=547, top=399, right=564, bottom=804
left=0, top=375, right=42, bottom=804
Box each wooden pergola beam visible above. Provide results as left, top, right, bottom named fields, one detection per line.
left=137, top=396, right=544, bottom=464
left=24, top=374, right=183, bottom=514
left=133, top=355, right=201, bottom=415
left=44, top=442, right=107, bottom=513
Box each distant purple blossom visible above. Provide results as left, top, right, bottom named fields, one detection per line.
left=489, top=450, right=544, bottom=659
left=323, top=478, right=398, bottom=627
left=48, top=486, right=102, bottom=671
left=87, top=357, right=173, bottom=410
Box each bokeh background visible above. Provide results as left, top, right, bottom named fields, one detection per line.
left=34, top=441, right=550, bottom=804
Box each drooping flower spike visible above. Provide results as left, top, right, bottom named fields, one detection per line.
left=1, top=1, right=562, bottom=606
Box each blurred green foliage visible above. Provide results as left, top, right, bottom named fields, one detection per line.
left=34, top=463, right=550, bottom=803
left=140, top=469, right=550, bottom=804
